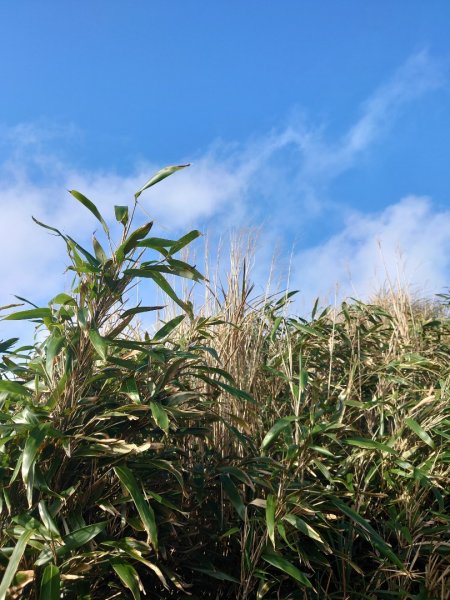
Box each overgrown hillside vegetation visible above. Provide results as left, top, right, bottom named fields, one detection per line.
left=0, top=167, right=449, bottom=599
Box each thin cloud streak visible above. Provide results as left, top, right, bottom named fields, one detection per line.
left=0, top=50, right=447, bottom=339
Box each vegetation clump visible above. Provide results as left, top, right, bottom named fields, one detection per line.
left=0, top=167, right=449, bottom=599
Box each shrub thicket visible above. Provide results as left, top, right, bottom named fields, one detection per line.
left=0, top=167, right=449, bottom=599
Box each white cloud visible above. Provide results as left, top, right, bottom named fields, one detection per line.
left=0, top=50, right=447, bottom=339
left=293, top=196, right=450, bottom=309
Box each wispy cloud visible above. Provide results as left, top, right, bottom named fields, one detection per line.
left=0, top=51, right=447, bottom=339
left=292, top=196, right=450, bottom=309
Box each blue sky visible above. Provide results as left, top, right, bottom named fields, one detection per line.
left=1, top=1, right=450, bottom=338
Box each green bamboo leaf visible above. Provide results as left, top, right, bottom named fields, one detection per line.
left=0, top=338, right=19, bottom=352
left=0, top=529, right=34, bottom=600
left=3, top=308, right=52, bottom=321
left=136, top=236, right=176, bottom=250
left=40, top=563, right=60, bottom=600
left=135, top=270, right=192, bottom=317
left=69, top=190, right=109, bottom=236
left=0, top=380, right=31, bottom=396
left=92, top=235, right=108, bottom=264
left=134, top=164, right=189, bottom=200
left=116, top=221, right=153, bottom=263
left=190, top=565, right=239, bottom=583
left=261, top=416, right=298, bottom=452
left=89, top=329, right=108, bottom=361
left=121, top=378, right=140, bottom=403
left=261, top=551, right=312, bottom=588
left=220, top=474, right=245, bottom=520
left=114, top=205, right=129, bottom=226
left=120, top=305, right=164, bottom=319
left=38, top=501, right=61, bottom=537
left=22, top=427, right=46, bottom=506
left=345, top=438, right=397, bottom=455
left=46, top=331, right=65, bottom=376
left=35, top=522, right=107, bottom=566
left=405, top=417, right=435, bottom=449
left=153, top=315, right=185, bottom=341
left=114, top=466, right=158, bottom=550
left=200, top=376, right=255, bottom=403
left=49, top=293, right=76, bottom=306
left=169, top=230, right=202, bottom=255
left=31, top=216, right=65, bottom=238
left=266, top=494, right=276, bottom=548
left=111, top=559, right=141, bottom=600
left=150, top=402, right=169, bottom=433
left=283, top=514, right=328, bottom=549
left=332, top=499, right=404, bottom=568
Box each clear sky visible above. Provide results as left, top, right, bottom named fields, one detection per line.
left=1, top=1, right=450, bottom=338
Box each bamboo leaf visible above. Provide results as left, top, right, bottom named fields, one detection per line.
left=0, top=380, right=31, bottom=396
left=89, top=329, right=108, bottom=361
left=405, top=417, right=435, bottom=449
left=169, top=230, right=202, bottom=255
left=114, top=466, right=158, bottom=550
left=46, top=331, right=65, bottom=376
left=111, top=559, right=141, bottom=600
left=266, top=494, right=276, bottom=548
left=35, top=522, right=107, bottom=566
left=332, top=499, right=404, bottom=568
left=38, top=501, right=61, bottom=537
left=114, top=205, right=129, bottom=226
left=262, top=551, right=312, bottom=588
left=116, top=221, right=153, bottom=263
left=261, top=416, right=298, bottom=452
left=3, top=308, right=52, bottom=321
left=220, top=474, right=245, bottom=520
left=0, top=529, right=34, bottom=600
left=69, top=190, right=109, bottom=236
left=134, top=164, right=189, bottom=200
left=153, top=315, right=185, bottom=341
left=190, top=565, right=239, bottom=583
left=40, top=564, right=60, bottom=600
left=150, top=401, right=169, bottom=433
left=345, top=438, right=397, bottom=455
left=92, top=235, right=108, bottom=264
left=22, top=427, right=46, bottom=506
left=120, top=305, right=164, bottom=319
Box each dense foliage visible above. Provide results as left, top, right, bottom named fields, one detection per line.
left=0, top=168, right=449, bottom=599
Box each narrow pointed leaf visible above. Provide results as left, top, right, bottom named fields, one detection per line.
left=405, top=417, right=435, bottom=448
left=0, top=381, right=31, bottom=396
left=262, top=552, right=312, bottom=588
left=261, top=416, right=298, bottom=452
left=22, top=426, right=46, bottom=488
left=4, top=308, right=52, bottom=321
left=116, top=221, right=153, bottom=263
left=153, top=315, right=185, bottom=341
left=266, top=494, right=276, bottom=548
left=134, top=164, right=189, bottom=199
left=114, top=466, right=158, bottom=550
left=150, top=401, right=169, bottom=432
left=220, top=474, right=245, bottom=520
left=111, top=560, right=141, bottom=600
left=46, top=332, right=65, bottom=375
left=114, top=205, right=129, bottom=225
left=345, top=438, right=397, bottom=455
left=69, top=190, right=109, bottom=236
left=89, top=329, right=108, bottom=361
left=169, top=229, right=202, bottom=255
left=40, top=564, right=60, bottom=600
left=120, top=305, right=165, bottom=319
left=332, top=499, right=404, bottom=568
left=93, top=235, right=108, bottom=264
left=0, top=529, right=34, bottom=600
